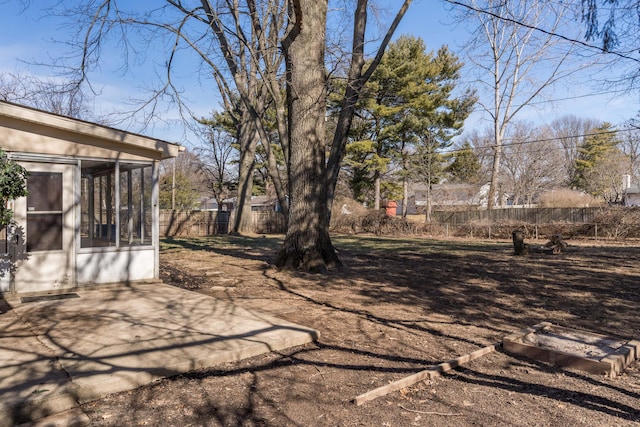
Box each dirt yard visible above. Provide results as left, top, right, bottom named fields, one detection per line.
left=83, top=235, right=640, bottom=426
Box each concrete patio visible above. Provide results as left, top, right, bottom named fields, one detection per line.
left=0, top=282, right=318, bottom=426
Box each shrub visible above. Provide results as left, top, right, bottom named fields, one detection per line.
left=592, top=207, right=640, bottom=239
left=538, top=188, right=603, bottom=208
left=330, top=200, right=420, bottom=236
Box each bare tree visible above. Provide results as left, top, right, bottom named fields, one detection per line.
left=40, top=0, right=412, bottom=271
left=585, top=149, right=630, bottom=203
left=49, top=1, right=290, bottom=234
left=501, top=121, right=565, bottom=206
left=274, top=0, right=412, bottom=271
left=195, top=123, right=238, bottom=210
left=620, top=116, right=640, bottom=180
left=198, top=1, right=291, bottom=231
left=455, top=0, right=583, bottom=209
left=0, top=72, right=93, bottom=119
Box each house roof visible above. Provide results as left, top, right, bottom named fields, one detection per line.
left=0, top=100, right=182, bottom=160
left=412, top=182, right=489, bottom=206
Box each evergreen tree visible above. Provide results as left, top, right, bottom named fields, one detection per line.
left=572, top=123, right=619, bottom=190
left=344, top=37, right=476, bottom=212
left=445, top=141, right=482, bottom=183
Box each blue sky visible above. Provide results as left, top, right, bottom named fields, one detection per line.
left=0, top=0, right=638, bottom=145
left=399, top=1, right=640, bottom=132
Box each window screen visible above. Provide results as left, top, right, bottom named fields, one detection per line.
left=26, top=172, right=63, bottom=252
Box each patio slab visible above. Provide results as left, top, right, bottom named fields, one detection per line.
left=0, top=282, right=318, bottom=426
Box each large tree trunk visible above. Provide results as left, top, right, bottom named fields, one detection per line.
left=259, top=131, right=289, bottom=222
left=275, top=0, right=340, bottom=272
left=487, top=139, right=502, bottom=210
left=233, top=114, right=258, bottom=234
left=425, top=184, right=432, bottom=223
left=425, top=154, right=432, bottom=222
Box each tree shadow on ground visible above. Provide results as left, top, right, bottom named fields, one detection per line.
left=331, top=239, right=640, bottom=339
left=162, top=235, right=282, bottom=264
left=150, top=234, right=640, bottom=426
left=96, top=340, right=639, bottom=426
left=453, top=362, right=640, bottom=421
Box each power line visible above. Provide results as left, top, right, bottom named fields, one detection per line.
left=450, top=125, right=640, bottom=156
left=445, top=0, right=640, bottom=63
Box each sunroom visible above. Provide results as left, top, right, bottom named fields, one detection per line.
left=0, top=101, right=181, bottom=294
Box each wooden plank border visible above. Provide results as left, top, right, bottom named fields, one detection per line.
left=354, top=343, right=500, bottom=406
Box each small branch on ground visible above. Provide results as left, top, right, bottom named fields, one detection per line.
left=399, top=405, right=462, bottom=416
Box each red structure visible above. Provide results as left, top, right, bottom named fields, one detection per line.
left=385, top=201, right=398, bottom=217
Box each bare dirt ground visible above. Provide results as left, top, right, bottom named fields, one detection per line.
left=83, top=235, right=640, bottom=426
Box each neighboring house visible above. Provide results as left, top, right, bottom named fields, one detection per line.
left=623, top=184, right=640, bottom=206
left=250, top=195, right=278, bottom=212
left=408, top=182, right=489, bottom=214
left=215, top=195, right=281, bottom=212
left=0, top=101, right=181, bottom=294
left=622, top=175, right=640, bottom=206
left=199, top=197, right=219, bottom=211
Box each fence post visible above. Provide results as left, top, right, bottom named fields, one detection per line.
left=535, top=225, right=538, bottom=240
left=595, top=223, right=598, bottom=241
left=446, top=223, right=449, bottom=238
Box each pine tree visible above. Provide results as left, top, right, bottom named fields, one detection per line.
left=446, top=141, right=482, bottom=183
left=572, top=123, right=619, bottom=191
left=344, top=37, right=476, bottom=212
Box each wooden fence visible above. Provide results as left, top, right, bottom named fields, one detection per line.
left=429, top=206, right=640, bottom=240
left=431, top=207, right=605, bottom=226
left=160, top=206, right=636, bottom=239
left=159, top=210, right=286, bottom=237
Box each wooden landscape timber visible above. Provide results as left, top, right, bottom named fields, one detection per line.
left=354, top=343, right=500, bottom=405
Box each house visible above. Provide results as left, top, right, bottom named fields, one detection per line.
left=408, top=182, right=489, bottom=214
left=198, top=196, right=219, bottom=211
left=0, top=101, right=181, bottom=294
left=213, top=195, right=281, bottom=212
left=250, top=195, right=279, bottom=212
left=622, top=175, right=640, bottom=206
left=623, top=184, right=640, bottom=206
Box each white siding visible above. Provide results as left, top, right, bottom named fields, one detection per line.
left=77, top=248, right=156, bottom=284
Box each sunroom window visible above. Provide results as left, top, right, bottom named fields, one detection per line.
left=81, top=161, right=153, bottom=248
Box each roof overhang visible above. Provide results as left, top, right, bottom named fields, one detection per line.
left=0, top=100, right=182, bottom=160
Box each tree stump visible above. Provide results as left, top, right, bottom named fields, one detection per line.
left=512, top=230, right=528, bottom=255
left=545, top=233, right=568, bottom=254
